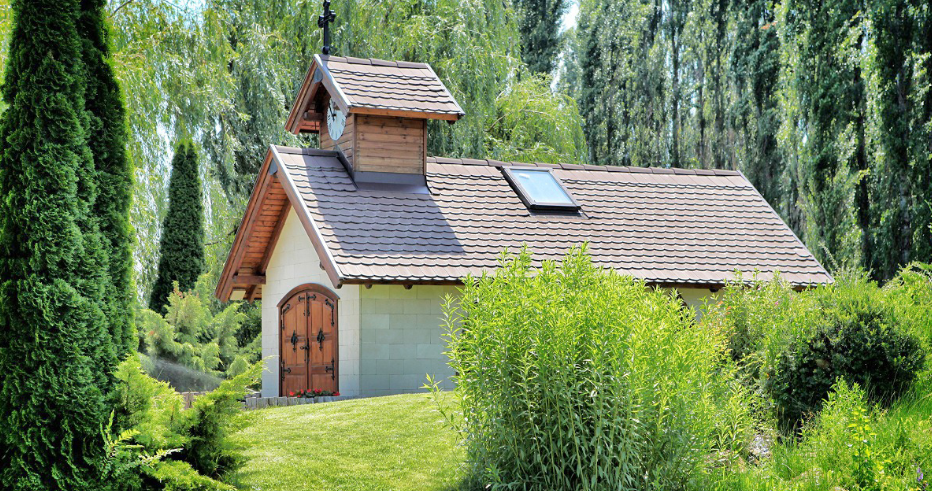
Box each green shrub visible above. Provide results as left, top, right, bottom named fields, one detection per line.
left=180, top=363, right=262, bottom=480
left=140, top=284, right=258, bottom=382
left=439, top=247, right=753, bottom=490
left=769, top=274, right=924, bottom=428
left=706, top=380, right=932, bottom=490
left=703, top=273, right=818, bottom=376
left=108, top=356, right=261, bottom=490
left=885, top=263, right=932, bottom=353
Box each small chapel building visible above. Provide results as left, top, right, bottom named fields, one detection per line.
left=214, top=53, right=831, bottom=398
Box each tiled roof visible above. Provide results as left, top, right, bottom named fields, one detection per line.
left=320, top=55, right=464, bottom=117
left=273, top=146, right=832, bottom=288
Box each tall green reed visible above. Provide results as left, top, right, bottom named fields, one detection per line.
left=437, top=246, right=753, bottom=490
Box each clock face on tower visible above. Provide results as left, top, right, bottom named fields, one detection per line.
left=326, top=99, right=346, bottom=143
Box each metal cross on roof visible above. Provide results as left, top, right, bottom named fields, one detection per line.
left=318, top=0, right=336, bottom=55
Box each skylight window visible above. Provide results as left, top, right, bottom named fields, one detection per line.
left=503, top=167, right=580, bottom=211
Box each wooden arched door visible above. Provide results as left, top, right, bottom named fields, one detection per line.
left=278, top=284, right=338, bottom=396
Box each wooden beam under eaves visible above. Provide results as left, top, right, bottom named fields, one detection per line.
left=232, top=274, right=266, bottom=285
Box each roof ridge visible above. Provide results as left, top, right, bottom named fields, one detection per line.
left=321, top=54, right=430, bottom=70
left=426, top=156, right=742, bottom=177
left=273, top=145, right=340, bottom=157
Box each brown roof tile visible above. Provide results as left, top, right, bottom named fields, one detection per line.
left=271, top=147, right=832, bottom=288
left=319, top=55, right=464, bottom=118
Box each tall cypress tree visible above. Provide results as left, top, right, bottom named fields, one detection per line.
left=149, top=141, right=205, bottom=314
left=910, top=0, right=932, bottom=266
left=0, top=0, right=110, bottom=487
left=514, top=0, right=568, bottom=74
left=78, top=0, right=136, bottom=355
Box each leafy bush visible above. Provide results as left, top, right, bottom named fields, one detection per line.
left=108, top=355, right=261, bottom=490
left=769, top=274, right=924, bottom=428
left=180, top=363, right=261, bottom=479
left=707, top=380, right=932, bottom=490
left=439, top=247, right=753, bottom=490
left=705, top=271, right=926, bottom=430
left=885, top=263, right=932, bottom=353
left=703, top=273, right=818, bottom=375
left=138, top=278, right=260, bottom=383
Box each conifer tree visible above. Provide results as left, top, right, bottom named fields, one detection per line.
left=0, top=0, right=111, bottom=487
left=149, top=141, right=205, bottom=313
left=514, top=0, right=568, bottom=74
left=79, top=0, right=136, bottom=355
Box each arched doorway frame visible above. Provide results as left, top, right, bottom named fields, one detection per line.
left=277, top=283, right=339, bottom=396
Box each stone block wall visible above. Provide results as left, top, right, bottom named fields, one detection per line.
left=357, top=284, right=459, bottom=397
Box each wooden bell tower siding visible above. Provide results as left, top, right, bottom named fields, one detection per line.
left=285, top=55, right=463, bottom=183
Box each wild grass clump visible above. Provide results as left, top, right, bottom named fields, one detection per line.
left=706, top=379, right=932, bottom=490
left=439, top=247, right=753, bottom=490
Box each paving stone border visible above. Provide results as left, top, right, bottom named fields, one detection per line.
left=242, top=395, right=355, bottom=410
left=180, top=390, right=353, bottom=410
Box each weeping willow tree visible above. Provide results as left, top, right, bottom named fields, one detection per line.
left=0, top=0, right=587, bottom=302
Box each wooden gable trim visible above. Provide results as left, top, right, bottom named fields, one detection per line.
left=215, top=151, right=277, bottom=301
left=286, top=55, right=352, bottom=135
left=316, top=55, right=352, bottom=115
left=269, top=146, right=345, bottom=289
left=245, top=200, right=291, bottom=301
left=285, top=64, right=319, bottom=134
left=216, top=147, right=347, bottom=301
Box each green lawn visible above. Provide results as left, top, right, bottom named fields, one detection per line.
left=230, top=393, right=466, bottom=491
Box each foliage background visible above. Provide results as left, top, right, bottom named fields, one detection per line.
left=0, top=0, right=929, bottom=301
left=570, top=0, right=932, bottom=280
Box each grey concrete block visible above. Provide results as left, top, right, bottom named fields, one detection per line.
left=361, top=314, right=390, bottom=331
left=361, top=358, right=403, bottom=375
left=374, top=298, right=403, bottom=314
left=390, top=374, right=422, bottom=391
left=361, top=343, right=389, bottom=360
left=403, top=299, right=435, bottom=315
left=402, top=328, right=433, bottom=345
left=417, top=343, right=445, bottom=360
left=382, top=359, right=406, bottom=375
left=359, top=329, right=378, bottom=344
left=389, top=314, right=419, bottom=330
left=375, top=329, right=404, bottom=345
left=360, top=373, right=390, bottom=391
left=389, top=343, right=417, bottom=360
left=414, top=313, right=442, bottom=330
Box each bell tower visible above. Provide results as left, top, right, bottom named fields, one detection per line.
left=284, top=3, right=464, bottom=187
